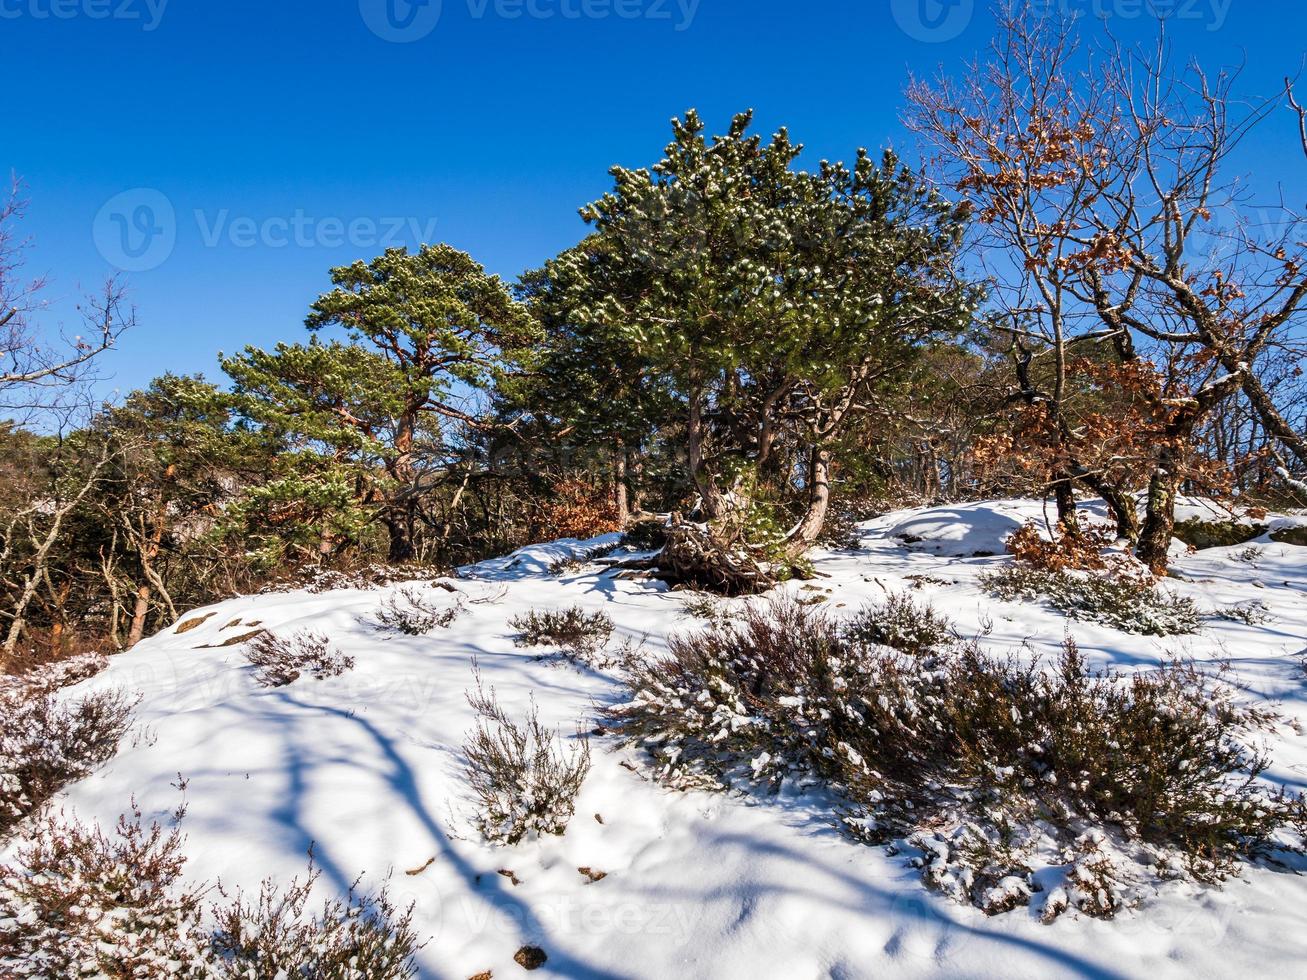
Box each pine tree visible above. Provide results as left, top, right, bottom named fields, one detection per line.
left=554, top=110, right=978, bottom=570
left=223, top=245, right=537, bottom=563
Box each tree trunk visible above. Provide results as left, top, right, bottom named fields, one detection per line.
left=1137, top=464, right=1179, bottom=574
left=687, top=388, right=727, bottom=520
left=1237, top=370, right=1307, bottom=470
left=1052, top=475, right=1080, bottom=534
left=614, top=444, right=630, bottom=528
left=786, top=447, right=832, bottom=558
left=1081, top=475, right=1140, bottom=543
left=628, top=451, right=644, bottom=515
left=386, top=515, right=416, bottom=564
left=126, top=583, right=151, bottom=649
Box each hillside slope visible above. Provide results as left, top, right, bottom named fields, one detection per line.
left=49, top=499, right=1307, bottom=979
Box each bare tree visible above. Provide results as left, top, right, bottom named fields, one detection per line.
left=1289, top=79, right=1307, bottom=161
left=0, top=435, right=115, bottom=662
left=0, top=183, right=131, bottom=419
left=908, top=4, right=1307, bottom=570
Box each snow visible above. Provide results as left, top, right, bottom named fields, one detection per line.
left=30, top=499, right=1307, bottom=978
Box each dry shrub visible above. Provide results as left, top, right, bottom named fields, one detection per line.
left=1006, top=520, right=1116, bottom=572
left=0, top=676, right=135, bottom=837
left=0, top=804, right=423, bottom=978
left=620, top=517, right=670, bottom=552
left=609, top=598, right=1305, bottom=918
left=548, top=541, right=620, bottom=576
left=210, top=863, right=421, bottom=979
left=245, top=630, right=354, bottom=689
left=375, top=587, right=462, bottom=635
left=816, top=508, right=866, bottom=550
left=464, top=673, right=591, bottom=845
left=532, top=479, right=620, bottom=541
left=260, top=562, right=448, bottom=596
left=510, top=607, right=614, bottom=655
left=0, top=803, right=207, bottom=977
left=3, top=629, right=114, bottom=680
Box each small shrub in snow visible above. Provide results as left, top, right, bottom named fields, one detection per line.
left=0, top=678, right=135, bottom=837
left=375, top=588, right=462, bottom=635
left=245, top=630, right=355, bottom=689
left=464, top=675, right=591, bottom=845
left=0, top=652, right=109, bottom=699
left=209, top=862, right=421, bottom=979
left=1221, top=600, right=1273, bottom=626
left=0, top=803, right=422, bottom=978
left=609, top=599, right=1305, bottom=918
left=816, top=509, right=866, bottom=550
left=0, top=802, right=208, bottom=977
left=510, top=607, right=614, bottom=654
left=982, top=565, right=1201, bottom=635
left=840, top=592, right=955, bottom=656
left=679, top=593, right=734, bottom=627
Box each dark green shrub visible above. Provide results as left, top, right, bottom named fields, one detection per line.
left=840, top=592, right=954, bottom=656
left=510, top=607, right=614, bottom=654
left=982, top=565, right=1201, bottom=635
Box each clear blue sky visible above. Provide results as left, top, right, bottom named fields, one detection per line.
left=7, top=0, right=1306, bottom=399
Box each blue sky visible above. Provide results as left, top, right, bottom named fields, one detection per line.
left=6, top=0, right=1306, bottom=399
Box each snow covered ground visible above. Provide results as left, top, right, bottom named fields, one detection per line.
left=42, top=499, right=1307, bottom=978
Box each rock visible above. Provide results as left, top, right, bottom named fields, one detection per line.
left=1172, top=519, right=1266, bottom=550
left=514, top=946, right=548, bottom=971
left=174, top=611, right=216, bottom=634
left=1270, top=525, right=1307, bottom=546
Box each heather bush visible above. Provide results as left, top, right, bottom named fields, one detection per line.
left=0, top=804, right=424, bottom=978
left=375, top=587, right=462, bottom=635
left=840, top=592, right=954, bottom=656
left=210, top=864, right=421, bottom=979
left=245, top=630, right=355, bottom=688
left=609, top=598, right=1305, bottom=918
left=0, top=803, right=208, bottom=977
left=0, top=677, right=135, bottom=837
left=464, top=674, right=591, bottom=845
left=548, top=541, right=620, bottom=576
left=510, top=606, right=614, bottom=655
